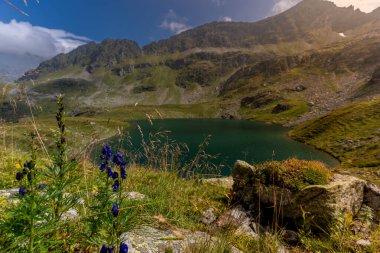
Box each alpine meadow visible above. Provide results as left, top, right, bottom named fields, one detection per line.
left=0, top=0, right=380, bottom=252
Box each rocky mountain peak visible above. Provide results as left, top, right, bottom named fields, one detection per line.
left=18, top=39, right=142, bottom=82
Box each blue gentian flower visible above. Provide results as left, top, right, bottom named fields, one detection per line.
left=112, top=171, right=118, bottom=180
left=101, top=144, right=110, bottom=155
left=19, top=187, right=25, bottom=196
left=112, top=203, right=119, bottom=217
left=16, top=172, right=23, bottom=181
left=101, top=144, right=113, bottom=162
left=107, top=167, right=113, bottom=178
left=100, top=244, right=108, bottom=253
left=107, top=246, right=114, bottom=253
left=113, top=152, right=124, bottom=165
left=121, top=165, right=126, bottom=180
left=38, top=183, right=47, bottom=189
left=120, top=243, right=128, bottom=253
left=112, top=180, right=120, bottom=191
left=100, top=164, right=106, bottom=171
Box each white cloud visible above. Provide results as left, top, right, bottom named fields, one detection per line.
left=271, top=0, right=301, bottom=14
left=211, top=0, right=227, bottom=6
left=221, top=16, right=233, bottom=22
left=160, top=21, right=192, bottom=34
left=0, top=19, right=89, bottom=59
left=160, top=9, right=192, bottom=34
left=324, top=0, right=380, bottom=13
left=271, top=0, right=380, bottom=15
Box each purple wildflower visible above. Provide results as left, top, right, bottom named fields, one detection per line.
left=112, top=171, right=118, bottom=180
left=112, top=180, right=120, bottom=191
left=121, top=165, right=126, bottom=180
left=16, top=172, right=24, bottom=181
left=19, top=187, right=25, bottom=196
left=112, top=203, right=119, bottom=217
left=38, top=183, right=47, bottom=189
left=113, top=152, right=124, bottom=165
left=107, top=167, right=113, bottom=178
left=120, top=243, right=128, bottom=253
left=100, top=245, right=108, bottom=253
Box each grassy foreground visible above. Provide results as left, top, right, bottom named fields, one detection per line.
left=1, top=160, right=379, bottom=252
left=0, top=96, right=379, bottom=252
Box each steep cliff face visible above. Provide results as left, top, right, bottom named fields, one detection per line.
left=356, top=66, right=380, bottom=98
left=18, top=39, right=142, bottom=81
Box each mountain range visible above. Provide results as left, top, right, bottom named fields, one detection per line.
left=1, top=0, right=380, bottom=169
left=0, top=53, right=44, bottom=83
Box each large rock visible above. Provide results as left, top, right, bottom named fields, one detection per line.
left=202, top=177, right=234, bottom=189
left=121, top=226, right=242, bottom=253
left=216, top=207, right=258, bottom=239
left=0, top=188, right=19, bottom=198
left=200, top=208, right=217, bottom=225
left=363, top=182, right=380, bottom=222
left=231, top=160, right=367, bottom=230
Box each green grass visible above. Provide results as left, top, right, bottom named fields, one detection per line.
left=33, top=65, right=83, bottom=83
left=239, top=99, right=309, bottom=124
left=290, top=97, right=380, bottom=168
left=125, top=167, right=228, bottom=230
left=99, top=103, right=220, bottom=121
left=290, top=97, right=380, bottom=184
left=32, top=78, right=97, bottom=97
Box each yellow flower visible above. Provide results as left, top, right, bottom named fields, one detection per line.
left=15, top=163, right=21, bottom=170
left=92, top=186, right=98, bottom=195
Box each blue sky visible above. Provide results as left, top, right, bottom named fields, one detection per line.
left=0, top=0, right=277, bottom=46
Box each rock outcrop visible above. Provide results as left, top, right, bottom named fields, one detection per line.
left=231, top=160, right=380, bottom=232
left=121, top=226, right=242, bottom=253
left=364, top=182, right=380, bottom=223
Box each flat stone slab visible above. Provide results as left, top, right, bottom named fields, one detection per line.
left=0, top=188, right=19, bottom=198
left=121, top=226, right=242, bottom=253
left=202, top=177, right=234, bottom=189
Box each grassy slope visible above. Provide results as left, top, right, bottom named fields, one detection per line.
left=239, top=99, right=309, bottom=124
left=290, top=96, right=380, bottom=176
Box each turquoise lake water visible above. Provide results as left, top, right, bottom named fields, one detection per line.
left=98, top=119, right=339, bottom=176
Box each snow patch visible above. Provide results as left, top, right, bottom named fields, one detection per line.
left=339, top=33, right=347, bottom=37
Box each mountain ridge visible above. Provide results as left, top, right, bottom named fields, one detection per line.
left=4, top=0, right=380, bottom=123
left=16, top=0, right=380, bottom=82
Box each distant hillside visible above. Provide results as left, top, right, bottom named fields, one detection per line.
left=18, top=39, right=142, bottom=82
left=0, top=53, right=44, bottom=82
left=18, top=0, right=380, bottom=82
left=143, top=0, right=379, bottom=54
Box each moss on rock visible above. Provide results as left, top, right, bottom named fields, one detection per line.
left=256, top=158, right=332, bottom=191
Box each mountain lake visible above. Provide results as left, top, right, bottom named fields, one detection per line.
left=95, top=119, right=339, bottom=176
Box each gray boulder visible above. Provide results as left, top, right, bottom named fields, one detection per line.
left=231, top=160, right=368, bottom=231
left=216, top=207, right=258, bottom=239
left=363, top=182, right=380, bottom=223
left=200, top=208, right=217, bottom=225
left=121, top=226, right=242, bottom=253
